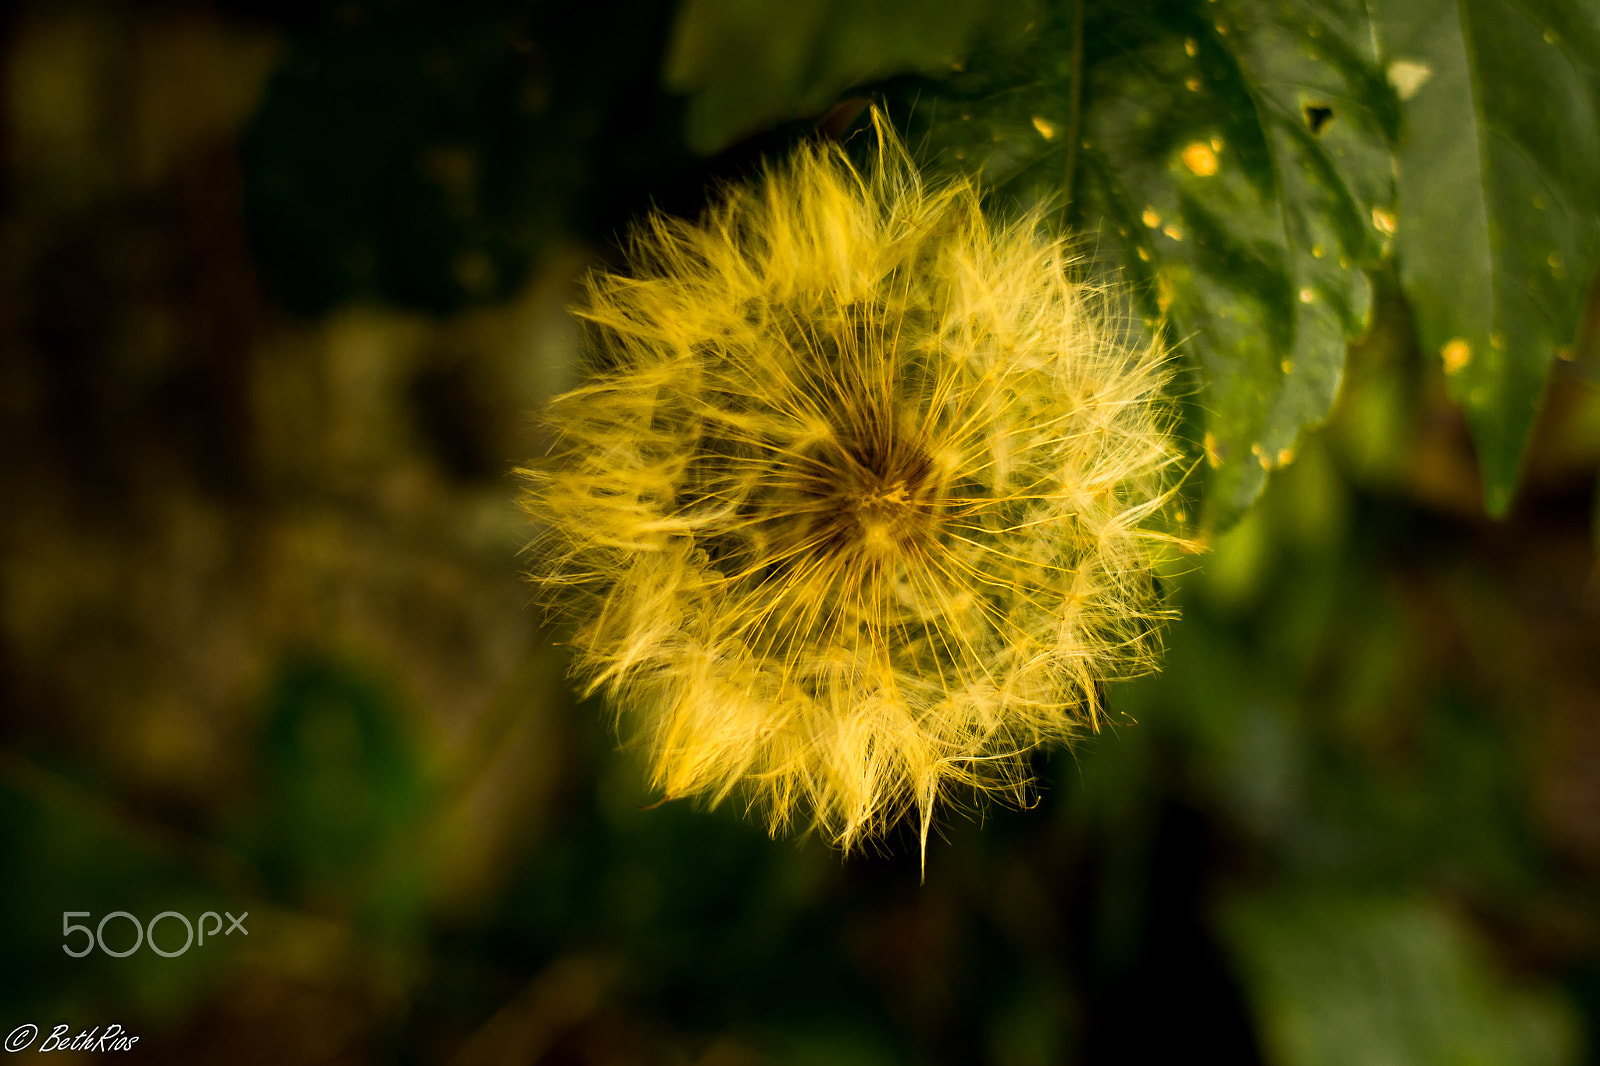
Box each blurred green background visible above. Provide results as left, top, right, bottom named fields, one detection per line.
left=2, top=1, right=1599, bottom=1063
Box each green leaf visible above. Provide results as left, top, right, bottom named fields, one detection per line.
left=252, top=653, right=431, bottom=936
left=890, top=0, right=1397, bottom=530
left=1218, top=890, right=1581, bottom=1066
left=664, top=0, right=1037, bottom=155
left=1370, top=0, right=1600, bottom=515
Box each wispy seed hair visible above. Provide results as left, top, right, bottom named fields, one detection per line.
left=520, top=112, right=1183, bottom=854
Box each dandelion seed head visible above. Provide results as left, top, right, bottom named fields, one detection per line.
left=520, top=113, right=1183, bottom=851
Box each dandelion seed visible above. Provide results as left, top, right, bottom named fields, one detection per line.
left=519, top=112, right=1183, bottom=855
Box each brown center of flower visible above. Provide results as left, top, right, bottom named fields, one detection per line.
left=800, top=435, right=940, bottom=561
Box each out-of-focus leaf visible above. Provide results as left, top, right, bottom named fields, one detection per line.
left=890, top=0, right=1396, bottom=530
left=1218, top=891, right=1581, bottom=1066
left=1370, top=0, right=1600, bottom=515
left=0, top=783, right=232, bottom=1022
left=664, top=0, right=1037, bottom=155
left=252, top=654, right=430, bottom=936
left=244, top=1, right=704, bottom=314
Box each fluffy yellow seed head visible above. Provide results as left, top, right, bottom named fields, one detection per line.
left=520, top=115, right=1182, bottom=852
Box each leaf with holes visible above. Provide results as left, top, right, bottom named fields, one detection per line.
left=886, top=0, right=1398, bottom=530
left=1372, top=0, right=1600, bottom=515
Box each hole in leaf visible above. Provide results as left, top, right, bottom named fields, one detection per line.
left=1303, top=104, right=1334, bottom=135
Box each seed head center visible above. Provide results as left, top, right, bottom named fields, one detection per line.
left=852, top=479, right=913, bottom=548
left=777, top=413, right=945, bottom=564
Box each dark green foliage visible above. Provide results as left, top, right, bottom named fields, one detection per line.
left=1373, top=0, right=1600, bottom=515
left=885, top=0, right=1397, bottom=528
left=877, top=0, right=1595, bottom=524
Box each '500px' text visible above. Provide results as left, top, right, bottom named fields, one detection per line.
left=62, top=910, right=247, bottom=958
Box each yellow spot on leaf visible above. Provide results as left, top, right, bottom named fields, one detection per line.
left=1298, top=288, right=1314, bottom=303
left=1387, top=60, right=1433, bottom=100
left=1157, top=273, right=1175, bottom=313
left=1182, top=143, right=1219, bottom=176
left=1142, top=207, right=1161, bottom=228
left=1185, top=37, right=1199, bottom=57
left=1163, top=225, right=1184, bottom=241
left=1032, top=116, right=1056, bottom=139
left=1211, top=137, right=1224, bottom=153
left=1186, top=77, right=1202, bottom=92
left=1281, top=358, right=1294, bottom=375
left=1441, top=338, right=1471, bottom=374
left=1278, top=448, right=1294, bottom=466
left=1137, top=247, right=1151, bottom=261
left=1204, top=431, right=1222, bottom=468
left=1311, top=244, right=1325, bottom=258
left=1372, top=207, right=1397, bottom=235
